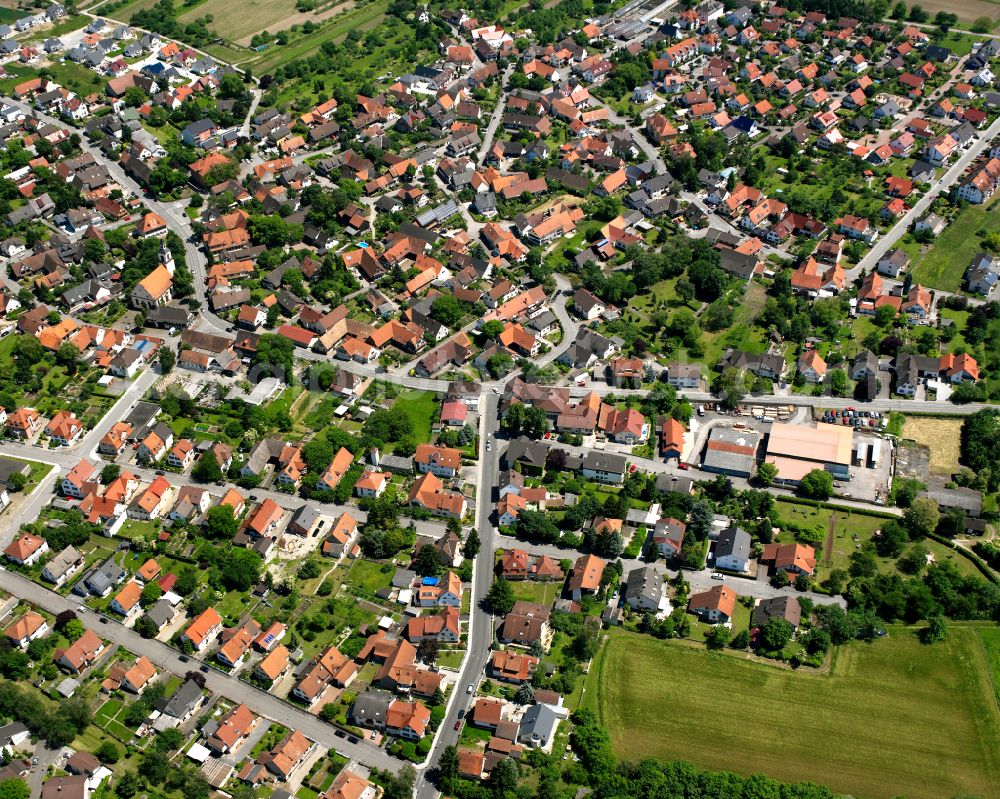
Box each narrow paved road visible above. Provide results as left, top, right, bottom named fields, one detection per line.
left=0, top=438, right=450, bottom=549
left=537, top=274, right=579, bottom=368
left=849, top=115, right=1000, bottom=280
left=414, top=392, right=500, bottom=799
left=476, top=66, right=514, bottom=165
left=0, top=568, right=402, bottom=770
left=589, top=95, right=667, bottom=174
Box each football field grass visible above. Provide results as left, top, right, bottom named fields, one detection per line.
left=585, top=626, right=1000, bottom=799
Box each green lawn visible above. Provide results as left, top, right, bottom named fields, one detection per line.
left=911, top=198, right=1000, bottom=292
left=215, top=590, right=254, bottom=622
left=392, top=390, right=437, bottom=445
left=0, top=334, right=16, bottom=367
left=436, top=650, right=466, bottom=669
left=94, top=698, right=140, bottom=744
left=118, top=519, right=161, bottom=540
left=773, top=498, right=982, bottom=578
left=586, top=627, right=1000, bottom=799
left=95, top=699, right=122, bottom=725
left=343, top=558, right=395, bottom=600
left=509, top=580, right=560, bottom=607
left=774, top=499, right=884, bottom=572
left=0, top=61, right=105, bottom=98
left=0, top=455, right=54, bottom=494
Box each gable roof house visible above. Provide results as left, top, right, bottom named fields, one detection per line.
left=623, top=564, right=664, bottom=612
left=688, top=584, right=737, bottom=623
left=4, top=611, right=49, bottom=649
left=567, top=554, right=605, bottom=600
left=714, top=525, right=751, bottom=572
left=5, top=533, right=48, bottom=566
left=54, top=629, right=105, bottom=673
left=181, top=607, right=222, bottom=651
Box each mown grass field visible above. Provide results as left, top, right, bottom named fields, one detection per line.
left=911, top=196, right=1000, bottom=291
left=586, top=627, right=1000, bottom=799
left=979, top=625, right=1000, bottom=703
left=902, top=416, right=963, bottom=475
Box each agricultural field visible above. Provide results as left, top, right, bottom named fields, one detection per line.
left=249, top=0, right=389, bottom=72
left=917, top=0, right=1000, bottom=29
left=102, top=0, right=371, bottom=63
left=585, top=627, right=1000, bottom=799
left=902, top=416, right=963, bottom=475
left=910, top=197, right=1000, bottom=292
left=101, top=0, right=163, bottom=24
left=177, top=0, right=354, bottom=46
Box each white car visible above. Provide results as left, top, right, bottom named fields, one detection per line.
left=466, top=684, right=474, bottom=694
left=711, top=573, right=725, bottom=581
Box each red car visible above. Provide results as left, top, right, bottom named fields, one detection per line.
left=678, top=463, right=689, bottom=470
left=454, top=720, right=462, bottom=731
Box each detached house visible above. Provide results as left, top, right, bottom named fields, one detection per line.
left=4, top=533, right=48, bottom=567
left=54, top=629, right=104, bottom=673
left=4, top=611, right=48, bottom=649
left=181, top=607, right=222, bottom=651
left=835, top=215, right=878, bottom=244
left=567, top=554, right=605, bottom=601
left=760, top=542, right=816, bottom=577
left=414, top=444, right=462, bottom=479
left=688, top=584, right=736, bottom=623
